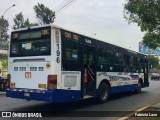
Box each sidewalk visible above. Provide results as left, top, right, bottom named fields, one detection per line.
left=0, top=91, right=6, bottom=95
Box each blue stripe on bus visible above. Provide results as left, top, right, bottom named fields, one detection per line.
left=6, top=84, right=138, bottom=102
left=6, top=89, right=81, bottom=103
left=130, top=75, right=139, bottom=78
left=110, top=84, right=138, bottom=94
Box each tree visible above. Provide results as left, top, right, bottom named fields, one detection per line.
left=0, top=58, right=8, bottom=76
left=0, top=58, right=8, bottom=70
left=148, top=55, right=159, bottom=69
left=0, top=17, right=9, bottom=40
left=34, top=3, right=55, bottom=25
left=13, top=12, right=24, bottom=29
left=13, top=12, right=38, bottom=30
left=124, top=0, right=160, bottom=49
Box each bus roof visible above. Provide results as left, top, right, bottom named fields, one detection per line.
left=11, top=24, right=145, bottom=56
left=52, top=25, right=145, bottom=56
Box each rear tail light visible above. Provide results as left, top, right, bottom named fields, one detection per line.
left=47, top=75, right=57, bottom=89
left=7, top=74, right=11, bottom=87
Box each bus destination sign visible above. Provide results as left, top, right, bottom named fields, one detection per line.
left=11, top=29, right=50, bottom=40
left=64, top=31, right=79, bottom=40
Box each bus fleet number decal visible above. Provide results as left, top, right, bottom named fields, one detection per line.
left=56, top=44, right=60, bottom=63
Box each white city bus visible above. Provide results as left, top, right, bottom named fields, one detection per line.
left=6, top=25, right=149, bottom=103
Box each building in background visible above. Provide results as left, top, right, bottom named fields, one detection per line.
left=139, top=42, right=160, bottom=61
left=139, top=42, right=160, bottom=74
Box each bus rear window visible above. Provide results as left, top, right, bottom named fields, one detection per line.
left=10, top=39, right=51, bottom=57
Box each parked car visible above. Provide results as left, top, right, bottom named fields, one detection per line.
left=0, top=76, right=7, bottom=91
left=151, top=73, right=160, bottom=80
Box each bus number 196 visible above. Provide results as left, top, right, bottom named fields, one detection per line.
left=56, top=44, right=60, bottom=63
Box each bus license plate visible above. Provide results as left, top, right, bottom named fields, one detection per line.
left=24, top=93, right=30, bottom=97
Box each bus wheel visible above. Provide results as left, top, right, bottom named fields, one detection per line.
left=135, top=82, right=142, bottom=93
left=97, top=82, right=109, bottom=103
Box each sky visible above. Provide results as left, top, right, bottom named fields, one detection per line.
left=0, top=0, right=144, bottom=52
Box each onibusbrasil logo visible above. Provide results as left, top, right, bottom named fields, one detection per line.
left=1, top=112, right=42, bottom=118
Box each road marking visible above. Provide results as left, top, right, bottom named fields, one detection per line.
left=136, top=106, right=149, bottom=111
left=118, top=117, right=128, bottom=120
left=118, top=106, right=149, bottom=120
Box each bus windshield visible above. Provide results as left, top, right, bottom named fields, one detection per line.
left=10, top=26, right=51, bottom=57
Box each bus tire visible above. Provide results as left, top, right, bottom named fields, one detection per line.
left=135, top=82, right=142, bottom=93
left=97, top=82, right=109, bottom=103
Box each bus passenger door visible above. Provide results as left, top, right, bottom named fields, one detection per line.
left=82, top=46, right=96, bottom=97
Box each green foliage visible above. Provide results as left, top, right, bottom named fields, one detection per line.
left=149, top=117, right=160, bottom=120
left=148, top=55, right=159, bottom=69
left=0, top=17, right=9, bottom=40
left=0, top=58, right=8, bottom=70
left=13, top=12, right=24, bottom=29
left=34, top=3, right=55, bottom=25
left=0, top=58, right=8, bottom=77
left=124, top=0, right=160, bottom=49
left=13, top=12, right=38, bottom=30
left=143, top=32, right=160, bottom=49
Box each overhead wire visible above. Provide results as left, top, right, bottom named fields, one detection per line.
left=54, top=0, right=77, bottom=15
left=53, top=0, right=71, bottom=11
left=55, top=0, right=74, bottom=14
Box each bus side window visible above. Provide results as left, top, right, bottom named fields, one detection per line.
left=115, top=52, right=124, bottom=65
left=65, top=40, right=78, bottom=60
left=106, top=50, right=114, bottom=64
left=137, top=57, right=143, bottom=72
left=130, top=56, right=134, bottom=66
left=98, top=48, right=107, bottom=70
left=62, top=39, right=79, bottom=71
left=126, top=55, right=130, bottom=66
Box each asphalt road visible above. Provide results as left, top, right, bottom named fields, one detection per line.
left=0, top=80, right=160, bottom=120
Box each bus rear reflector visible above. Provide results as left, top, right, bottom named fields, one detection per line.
left=10, top=82, right=16, bottom=88
left=47, top=75, right=57, bottom=89
left=7, top=74, right=11, bottom=87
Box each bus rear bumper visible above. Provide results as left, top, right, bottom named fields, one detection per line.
left=6, top=88, right=81, bottom=103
